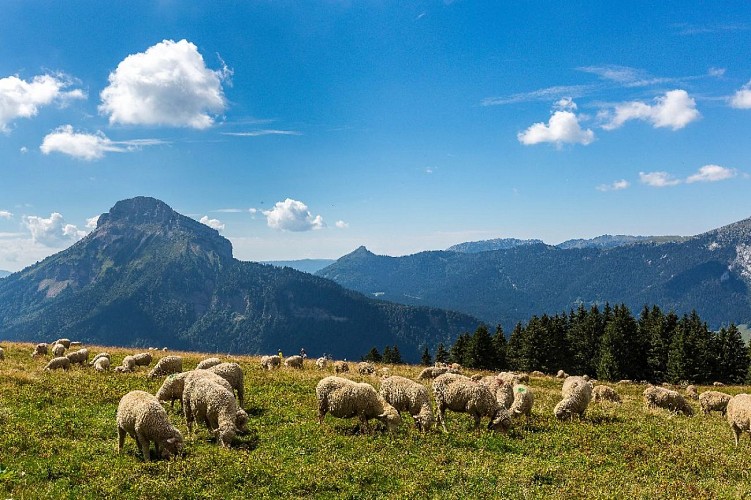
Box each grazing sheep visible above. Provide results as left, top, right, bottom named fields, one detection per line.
left=643, top=386, right=694, bottom=416
left=450, top=363, right=462, bottom=372
left=685, top=385, right=699, bottom=401
left=435, top=362, right=449, bottom=368
left=478, top=375, right=514, bottom=409
left=554, top=376, right=593, bottom=420
left=116, top=390, right=184, bottom=461
left=418, top=366, right=453, bottom=380
left=434, top=378, right=511, bottom=432
left=357, top=362, right=376, bottom=375
left=66, top=348, right=89, bottom=366
left=69, top=341, right=82, bottom=348
left=156, top=372, right=193, bottom=409
left=89, top=352, right=111, bottom=366
left=699, top=391, right=732, bottom=416
left=183, top=378, right=246, bottom=447
left=334, top=361, right=349, bottom=374
left=379, top=367, right=391, bottom=377
left=530, top=370, right=545, bottom=377
left=114, top=366, right=132, bottom=373
left=714, top=381, right=726, bottom=387
left=556, top=370, right=568, bottom=379
left=133, top=352, right=153, bottom=368
left=509, top=384, right=534, bottom=418
left=196, top=357, right=221, bottom=370
left=592, top=385, right=621, bottom=404
left=379, top=376, right=434, bottom=431
left=727, top=394, right=751, bottom=447
left=207, top=363, right=245, bottom=407
left=261, top=355, right=281, bottom=370
left=284, top=355, right=304, bottom=369
left=617, top=379, right=633, bottom=385
left=32, top=343, right=48, bottom=357
left=94, top=357, right=110, bottom=372
left=316, top=376, right=402, bottom=433
left=148, top=356, right=183, bottom=379
left=52, top=343, right=66, bottom=357
left=315, top=357, right=328, bottom=370
left=53, top=338, right=71, bottom=349
left=44, top=356, right=71, bottom=371
left=0, top=347, right=4, bottom=361
left=120, top=355, right=137, bottom=372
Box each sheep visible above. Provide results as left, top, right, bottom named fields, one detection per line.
left=642, top=386, right=694, bottom=416
left=120, top=355, right=137, bottom=372
left=477, top=375, right=514, bottom=409
left=334, top=361, right=349, bottom=374
left=156, top=372, right=193, bottom=409
left=357, top=362, right=376, bottom=375
left=418, top=366, right=452, bottom=380
left=132, top=352, right=153, bottom=368
left=530, top=370, right=545, bottom=377
left=699, top=391, right=732, bottom=416
left=727, top=394, right=751, bottom=447
left=94, top=357, right=111, bottom=372
left=617, top=379, right=633, bottom=385
left=69, top=341, right=82, bottom=348
left=379, top=375, right=434, bottom=431
left=379, top=367, right=391, bottom=377
left=207, top=363, right=245, bottom=407
left=65, top=348, right=89, bottom=366
left=183, top=377, right=247, bottom=447
left=556, top=370, right=568, bottom=379
left=509, top=384, right=534, bottom=418
left=434, top=378, right=511, bottom=433
left=89, top=352, right=111, bottom=366
left=114, top=366, right=132, bottom=373
left=53, top=338, right=71, bottom=349
left=592, top=385, right=621, bottom=404
left=284, top=355, right=304, bottom=369
left=147, top=356, right=183, bottom=379
left=52, top=343, right=66, bottom=357
left=450, top=363, right=462, bottom=372
left=196, top=357, right=221, bottom=370
left=685, top=385, right=699, bottom=401
left=470, top=374, right=483, bottom=382
left=116, top=390, right=184, bottom=461
left=315, top=357, right=328, bottom=370
left=44, top=356, right=71, bottom=371
left=31, top=343, right=48, bottom=357
left=0, top=347, right=4, bottom=361
left=316, top=376, right=402, bottom=433
left=713, top=381, right=726, bottom=387
left=554, top=376, right=593, bottom=420
left=261, top=355, right=281, bottom=370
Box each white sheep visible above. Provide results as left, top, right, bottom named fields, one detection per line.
left=116, top=390, right=184, bottom=461
left=316, top=376, right=402, bottom=433
left=208, top=362, right=245, bottom=407
left=69, top=341, right=82, bottom=348
left=434, top=378, right=511, bottom=433
left=114, top=366, right=132, bottom=373
left=727, top=394, right=751, bottom=447
left=120, top=355, right=137, bottom=372
left=261, top=355, right=281, bottom=370
left=148, top=356, right=183, bottom=378
left=31, top=343, right=48, bottom=357
left=556, top=370, right=568, bottom=379
left=315, top=357, right=328, bottom=370
left=334, top=361, right=349, bottom=373
left=133, top=352, right=153, bottom=368
left=592, top=385, right=621, bottom=404
left=183, top=377, right=247, bottom=447
left=685, top=385, right=699, bottom=401
left=52, top=343, right=66, bottom=357
left=357, top=362, right=376, bottom=375
left=530, top=370, right=545, bottom=377
left=65, top=348, right=89, bottom=366
left=509, top=384, right=534, bottom=419
left=44, top=356, right=71, bottom=371
left=94, top=357, right=110, bottom=372
left=554, top=376, right=593, bottom=420
left=477, top=375, right=514, bottom=409
left=284, top=355, right=304, bottom=369
left=53, top=338, right=71, bottom=349
left=418, top=366, right=452, bottom=380
left=699, top=391, right=732, bottom=416
left=642, top=386, right=694, bottom=416
left=156, top=372, right=193, bottom=409
left=196, top=357, right=221, bottom=370
left=379, top=375, right=434, bottom=431
left=89, top=352, right=111, bottom=366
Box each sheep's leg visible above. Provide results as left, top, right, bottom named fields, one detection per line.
left=733, top=426, right=741, bottom=447
left=117, top=427, right=126, bottom=453
left=438, top=404, right=448, bottom=433
left=136, top=433, right=151, bottom=462
left=238, top=383, right=245, bottom=408
left=472, top=413, right=481, bottom=430
left=184, top=400, right=194, bottom=434
left=317, top=405, right=327, bottom=425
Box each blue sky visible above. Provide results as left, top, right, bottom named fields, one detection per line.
left=1, top=1, right=750, bottom=271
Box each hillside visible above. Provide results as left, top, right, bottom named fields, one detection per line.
left=317, top=218, right=751, bottom=330
left=261, top=259, right=336, bottom=274
left=0, top=270, right=10, bottom=279
left=0, top=197, right=479, bottom=361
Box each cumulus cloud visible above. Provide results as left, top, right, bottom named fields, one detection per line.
left=686, top=164, right=737, bottom=183
left=40, top=125, right=165, bottom=160
left=601, top=90, right=700, bottom=130
left=596, top=179, right=630, bottom=192
left=0, top=210, right=12, bottom=219
left=86, top=215, right=100, bottom=230
left=263, top=199, right=325, bottom=232
left=518, top=98, right=595, bottom=147
left=199, top=215, right=225, bottom=231
left=99, top=39, right=230, bottom=129
left=639, top=171, right=681, bottom=187
left=23, top=212, right=86, bottom=246
left=0, top=73, right=84, bottom=132
left=335, top=220, right=349, bottom=229
left=730, top=81, right=751, bottom=109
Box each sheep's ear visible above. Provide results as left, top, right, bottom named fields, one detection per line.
left=166, top=437, right=177, bottom=444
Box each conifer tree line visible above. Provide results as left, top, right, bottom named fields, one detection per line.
left=420, top=304, right=750, bottom=384
left=362, top=344, right=403, bottom=364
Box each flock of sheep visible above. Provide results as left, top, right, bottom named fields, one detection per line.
left=6, top=342, right=751, bottom=462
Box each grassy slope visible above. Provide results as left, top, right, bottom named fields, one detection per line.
left=1, top=342, right=751, bottom=499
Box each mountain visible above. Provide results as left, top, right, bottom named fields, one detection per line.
left=557, top=234, right=688, bottom=250
left=0, top=197, right=479, bottom=361
left=447, top=238, right=544, bottom=253
left=262, top=259, right=336, bottom=274
left=317, top=217, right=751, bottom=330
left=0, top=270, right=10, bottom=279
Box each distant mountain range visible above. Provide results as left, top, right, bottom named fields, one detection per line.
left=317, top=218, right=751, bottom=331
left=0, top=271, right=10, bottom=279
left=0, top=197, right=479, bottom=361
left=446, top=234, right=689, bottom=253
left=262, top=259, right=336, bottom=274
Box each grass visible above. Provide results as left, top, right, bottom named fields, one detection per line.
left=2, top=342, right=751, bottom=499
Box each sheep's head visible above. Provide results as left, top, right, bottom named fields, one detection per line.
left=160, top=433, right=184, bottom=459
left=416, top=404, right=434, bottom=432
left=235, top=409, right=249, bottom=433
left=377, top=401, right=402, bottom=432
left=216, top=423, right=236, bottom=447
left=488, top=407, right=511, bottom=432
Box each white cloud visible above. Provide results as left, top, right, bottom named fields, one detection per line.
left=222, top=130, right=302, bottom=137
left=577, top=65, right=670, bottom=88
left=686, top=164, right=737, bottom=183
left=601, top=89, right=700, bottom=130
left=0, top=73, right=84, bottom=132
left=482, top=85, right=590, bottom=106
left=214, top=208, right=244, bottom=213
left=20, top=146, right=28, bottom=154
left=86, top=215, right=100, bottom=230
left=596, top=179, right=630, bottom=192
left=99, top=39, right=230, bottom=129
left=40, top=125, right=164, bottom=160
left=22, top=212, right=86, bottom=247
left=639, top=171, right=681, bottom=187
left=200, top=215, right=225, bottom=231
left=263, top=199, right=325, bottom=232
left=0, top=210, right=12, bottom=219
left=335, top=220, right=349, bottom=229
left=708, top=67, right=726, bottom=78
left=518, top=99, right=595, bottom=147
left=730, top=81, right=751, bottom=109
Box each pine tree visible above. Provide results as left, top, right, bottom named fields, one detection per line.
left=493, top=324, right=507, bottom=370
left=391, top=345, right=403, bottom=364
left=506, top=322, right=526, bottom=371
left=450, top=333, right=471, bottom=366
left=667, top=311, right=713, bottom=383
left=597, top=304, right=640, bottom=380
left=468, top=324, right=496, bottom=369
left=382, top=345, right=394, bottom=363
left=421, top=346, right=432, bottom=366
left=716, top=324, right=749, bottom=384
left=435, top=342, right=449, bottom=364
left=363, top=347, right=382, bottom=363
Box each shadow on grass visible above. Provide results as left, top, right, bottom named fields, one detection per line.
left=234, top=428, right=260, bottom=452
left=243, top=406, right=266, bottom=417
